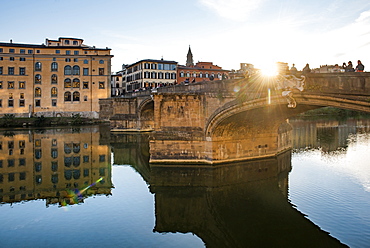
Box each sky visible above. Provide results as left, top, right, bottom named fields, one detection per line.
left=1, top=0, right=370, bottom=73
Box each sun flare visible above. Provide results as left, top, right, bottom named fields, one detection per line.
left=259, top=64, right=278, bottom=77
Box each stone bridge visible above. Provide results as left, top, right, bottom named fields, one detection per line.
left=100, top=72, right=370, bottom=164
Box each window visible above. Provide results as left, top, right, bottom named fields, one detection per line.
left=73, top=92, right=80, bottom=101
left=19, top=67, right=26, bottom=75
left=72, top=78, right=80, bottom=88
left=20, top=49, right=25, bottom=54
left=84, top=96, right=88, bottom=101
left=51, top=74, right=57, bottom=84
left=36, top=175, right=42, bottom=184
left=151, top=64, right=156, bottom=69
left=8, top=173, right=15, bottom=182
left=0, top=67, right=2, bottom=75
left=8, top=93, right=14, bottom=107
left=51, top=87, right=57, bottom=97
left=28, top=50, right=33, bottom=54
left=64, top=92, right=71, bottom=101
left=51, top=148, right=58, bottom=159
left=99, top=82, right=105, bottom=89
left=74, top=51, right=79, bottom=55
left=56, top=50, right=60, bottom=54
left=0, top=99, right=2, bottom=107
left=99, top=60, right=104, bottom=64
left=151, top=72, right=157, bottom=79
left=35, top=87, right=41, bottom=97
left=64, top=65, right=72, bottom=75
left=20, top=57, right=26, bottom=61
left=0, top=81, right=2, bottom=88
left=73, top=41, right=78, bottom=45
left=51, top=161, right=58, bottom=171
left=72, top=65, right=80, bottom=75
left=64, top=78, right=71, bottom=88
left=36, top=50, right=40, bottom=53
left=83, top=81, right=89, bottom=89
left=8, top=81, right=14, bottom=89
left=35, top=74, right=41, bottom=84
left=35, top=99, right=41, bottom=107
left=10, top=57, right=14, bottom=61
left=83, top=59, right=88, bottom=64
left=20, top=172, right=26, bottom=181
left=19, top=158, right=26, bottom=166
left=66, top=50, right=71, bottom=55
left=52, top=99, right=57, bottom=106
left=51, top=62, right=58, bottom=71
left=8, top=67, right=14, bottom=75
left=65, top=58, right=71, bottom=62
left=74, top=58, right=78, bottom=62
left=51, top=174, right=58, bottom=184
left=19, top=81, right=25, bottom=89
left=9, top=48, right=15, bottom=53
left=83, top=68, right=89, bottom=76
left=19, top=99, right=25, bottom=107
left=35, top=62, right=42, bottom=71
left=99, top=68, right=104, bottom=75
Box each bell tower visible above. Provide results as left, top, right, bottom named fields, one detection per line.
left=186, top=46, right=194, bottom=67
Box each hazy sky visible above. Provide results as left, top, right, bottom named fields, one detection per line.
left=2, top=0, right=370, bottom=73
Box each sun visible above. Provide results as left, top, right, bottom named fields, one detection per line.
left=259, top=63, right=278, bottom=77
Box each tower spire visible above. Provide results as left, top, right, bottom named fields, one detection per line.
left=186, top=45, right=194, bottom=67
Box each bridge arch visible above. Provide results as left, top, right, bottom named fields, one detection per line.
left=137, top=97, right=154, bottom=130
left=206, top=93, right=370, bottom=137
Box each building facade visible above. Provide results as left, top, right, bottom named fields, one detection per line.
left=177, top=47, right=229, bottom=84
left=0, top=37, right=113, bottom=118
left=124, top=59, right=177, bottom=93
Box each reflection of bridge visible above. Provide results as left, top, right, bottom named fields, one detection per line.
left=101, top=73, right=370, bottom=164
left=108, top=135, right=347, bottom=248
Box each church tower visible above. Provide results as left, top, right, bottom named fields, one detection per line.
left=186, top=46, right=194, bottom=67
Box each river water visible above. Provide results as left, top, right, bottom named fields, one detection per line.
left=0, top=118, right=369, bottom=248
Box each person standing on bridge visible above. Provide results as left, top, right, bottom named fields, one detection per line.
left=346, top=61, right=355, bottom=72
left=356, top=60, right=365, bottom=72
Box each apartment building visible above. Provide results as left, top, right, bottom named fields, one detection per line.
left=0, top=37, right=113, bottom=118
left=124, top=59, right=177, bottom=92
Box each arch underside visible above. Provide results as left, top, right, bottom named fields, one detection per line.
left=206, top=94, right=370, bottom=137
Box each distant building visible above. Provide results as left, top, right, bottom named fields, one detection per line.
left=229, top=63, right=256, bottom=79
left=0, top=37, right=113, bottom=118
left=177, top=46, right=229, bottom=83
left=123, top=59, right=177, bottom=92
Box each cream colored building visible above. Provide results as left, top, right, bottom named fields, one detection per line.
left=0, top=37, right=113, bottom=118
left=124, top=59, right=177, bottom=92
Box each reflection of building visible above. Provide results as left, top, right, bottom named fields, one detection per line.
left=123, top=59, right=178, bottom=92
left=177, top=46, right=229, bottom=84
left=0, top=37, right=113, bottom=118
left=0, top=127, right=112, bottom=206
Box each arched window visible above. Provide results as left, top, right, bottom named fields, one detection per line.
left=64, top=170, right=72, bottom=180
left=64, top=143, right=72, bottom=154
left=158, top=72, right=164, bottom=79
left=193, top=72, right=196, bottom=78
left=64, top=65, right=72, bottom=75
left=73, top=91, right=80, bottom=101
left=72, top=78, right=80, bottom=88
left=83, top=59, right=88, bottom=64
left=180, top=71, right=184, bottom=77
left=35, top=62, right=42, bottom=71
left=144, top=71, right=150, bottom=78
left=165, top=72, right=170, bottom=79
left=72, top=65, right=80, bottom=75
left=199, top=72, right=203, bottom=78
left=73, top=157, right=80, bottom=167
left=99, top=60, right=104, bottom=64
left=64, top=92, right=71, bottom=101
left=151, top=72, right=157, bottom=79
left=35, top=74, right=41, bottom=84
left=64, top=78, right=71, bottom=88
left=171, top=72, right=176, bottom=79
left=51, top=62, right=58, bottom=71
left=35, top=87, right=41, bottom=97
left=51, top=87, right=58, bottom=97
left=73, top=143, right=80, bottom=153
left=205, top=72, right=209, bottom=78
left=73, top=169, right=80, bottom=179
left=186, top=72, right=190, bottom=77
left=51, top=74, right=57, bottom=84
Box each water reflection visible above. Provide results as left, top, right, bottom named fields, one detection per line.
left=0, top=126, right=113, bottom=207
left=110, top=132, right=347, bottom=247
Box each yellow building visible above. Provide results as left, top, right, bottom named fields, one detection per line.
left=0, top=37, right=113, bottom=118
